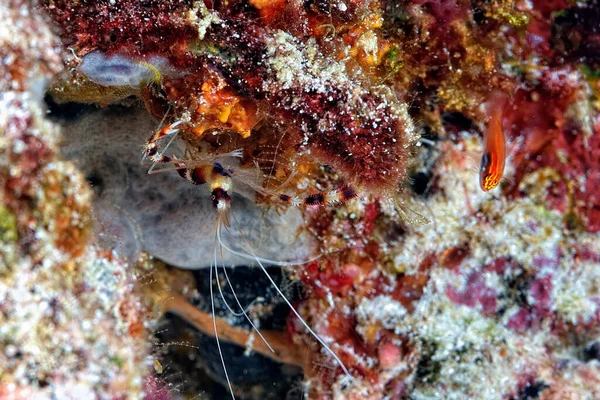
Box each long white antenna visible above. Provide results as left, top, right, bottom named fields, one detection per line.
left=220, top=221, right=352, bottom=378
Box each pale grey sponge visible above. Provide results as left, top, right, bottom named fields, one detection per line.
left=79, top=52, right=157, bottom=87
left=78, top=51, right=181, bottom=88
left=59, top=105, right=315, bottom=269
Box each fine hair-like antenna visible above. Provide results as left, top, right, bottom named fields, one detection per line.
left=220, top=211, right=352, bottom=378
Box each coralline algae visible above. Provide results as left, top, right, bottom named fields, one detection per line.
left=59, top=106, right=315, bottom=269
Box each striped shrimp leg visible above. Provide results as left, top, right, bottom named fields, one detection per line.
left=142, top=121, right=183, bottom=169
left=278, top=185, right=358, bottom=208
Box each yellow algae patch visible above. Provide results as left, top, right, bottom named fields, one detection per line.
left=49, top=76, right=139, bottom=105
left=485, top=0, right=530, bottom=27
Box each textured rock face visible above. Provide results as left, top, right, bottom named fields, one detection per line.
left=0, top=2, right=151, bottom=399
left=59, top=106, right=315, bottom=269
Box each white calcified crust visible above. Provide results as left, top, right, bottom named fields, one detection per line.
left=360, top=133, right=600, bottom=398
left=263, top=31, right=349, bottom=94
left=1, top=93, right=148, bottom=399
left=186, top=1, right=222, bottom=41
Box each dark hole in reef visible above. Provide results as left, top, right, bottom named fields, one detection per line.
left=109, top=32, right=118, bottom=43
left=583, top=342, right=600, bottom=362
left=155, top=310, right=303, bottom=398
left=382, top=2, right=412, bottom=28
left=86, top=172, right=104, bottom=195
left=472, top=9, right=485, bottom=25
left=304, top=0, right=332, bottom=15
left=408, top=125, right=439, bottom=197
left=410, top=171, right=433, bottom=196
left=499, top=272, right=533, bottom=310
left=192, top=265, right=303, bottom=331
left=552, top=5, right=600, bottom=61
left=154, top=259, right=306, bottom=398
left=385, top=223, right=407, bottom=245
left=510, top=380, right=549, bottom=400
left=471, top=1, right=486, bottom=25
left=8, top=349, right=23, bottom=359
left=153, top=313, right=230, bottom=398
left=37, top=377, right=50, bottom=388
left=561, top=118, right=583, bottom=145
left=44, top=94, right=95, bottom=121
left=442, top=111, right=474, bottom=132
left=414, top=344, right=441, bottom=382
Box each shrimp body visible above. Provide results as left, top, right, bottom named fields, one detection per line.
left=479, top=106, right=506, bottom=191
left=174, top=160, right=357, bottom=213
left=140, top=125, right=357, bottom=398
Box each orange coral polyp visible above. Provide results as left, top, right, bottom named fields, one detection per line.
left=189, top=79, right=259, bottom=138
left=249, top=0, right=287, bottom=22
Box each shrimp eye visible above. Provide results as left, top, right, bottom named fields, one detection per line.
left=212, top=162, right=231, bottom=177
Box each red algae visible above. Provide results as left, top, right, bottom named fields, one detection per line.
left=44, top=1, right=419, bottom=197
left=43, top=0, right=194, bottom=60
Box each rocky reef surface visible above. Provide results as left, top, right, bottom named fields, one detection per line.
left=1, top=1, right=150, bottom=399
left=2, top=0, right=600, bottom=399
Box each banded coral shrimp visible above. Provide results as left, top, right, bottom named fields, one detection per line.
left=141, top=119, right=358, bottom=397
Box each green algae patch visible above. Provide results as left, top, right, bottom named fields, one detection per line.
left=0, top=205, right=18, bottom=274
left=0, top=206, right=17, bottom=242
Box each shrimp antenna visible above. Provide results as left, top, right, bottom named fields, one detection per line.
left=219, top=211, right=352, bottom=378
left=217, top=215, right=323, bottom=267
left=210, top=228, right=236, bottom=399
left=214, top=228, right=275, bottom=352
